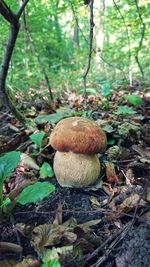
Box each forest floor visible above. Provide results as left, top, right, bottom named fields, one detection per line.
left=0, top=83, right=150, bottom=267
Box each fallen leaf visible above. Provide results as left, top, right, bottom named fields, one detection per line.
left=105, top=162, right=119, bottom=183
left=0, top=242, right=22, bottom=253
left=32, top=224, right=77, bottom=255
left=53, top=202, right=63, bottom=225
left=0, top=258, right=40, bottom=267
left=90, top=196, right=101, bottom=208
left=109, top=185, right=146, bottom=213
left=20, top=153, right=39, bottom=170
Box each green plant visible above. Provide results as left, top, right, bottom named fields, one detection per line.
left=0, top=151, right=55, bottom=217
left=113, top=105, right=137, bottom=115
left=40, top=162, right=54, bottom=179
left=29, top=132, right=46, bottom=150
left=0, top=151, right=21, bottom=216
left=101, top=83, right=112, bottom=110
left=17, top=181, right=55, bottom=205
left=41, top=259, right=61, bottom=267
left=126, top=95, right=143, bottom=107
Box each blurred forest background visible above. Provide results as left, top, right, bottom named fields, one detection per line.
left=0, top=0, right=150, bottom=104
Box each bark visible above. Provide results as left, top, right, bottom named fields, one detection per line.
left=0, top=0, right=30, bottom=122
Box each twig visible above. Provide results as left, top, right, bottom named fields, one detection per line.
left=70, top=0, right=127, bottom=79
left=113, top=0, right=132, bottom=85
left=134, top=0, right=145, bottom=79
left=90, top=222, right=132, bottom=267
left=83, top=0, right=94, bottom=106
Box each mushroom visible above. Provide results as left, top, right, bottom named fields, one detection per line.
left=50, top=117, right=107, bottom=187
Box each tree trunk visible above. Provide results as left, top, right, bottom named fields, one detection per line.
left=0, top=0, right=29, bottom=123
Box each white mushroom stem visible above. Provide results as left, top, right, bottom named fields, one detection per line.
left=53, top=151, right=100, bottom=188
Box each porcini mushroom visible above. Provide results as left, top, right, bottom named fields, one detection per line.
left=50, top=117, right=107, bottom=187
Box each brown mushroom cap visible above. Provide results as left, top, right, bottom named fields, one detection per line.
left=50, top=117, right=107, bottom=154
left=54, top=151, right=100, bottom=187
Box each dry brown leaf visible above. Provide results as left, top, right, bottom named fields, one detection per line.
left=77, top=219, right=101, bottom=233
left=109, top=185, right=146, bottom=213
left=90, top=196, right=102, bottom=208
left=0, top=242, right=22, bottom=253
left=31, top=224, right=77, bottom=255
left=122, top=168, right=135, bottom=185
left=105, top=162, right=119, bottom=184
left=0, top=258, right=40, bottom=267
left=20, top=153, right=40, bottom=170
left=53, top=202, right=63, bottom=225
left=132, top=144, right=150, bottom=164
left=15, top=223, right=33, bottom=237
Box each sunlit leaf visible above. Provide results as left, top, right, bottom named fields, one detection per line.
left=40, top=162, right=54, bottom=179
left=0, top=151, right=21, bottom=182
left=101, top=83, right=112, bottom=98
left=17, top=182, right=55, bottom=205
left=29, top=132, right=46, bottom=149
left=113, top=106, right=137, bottom=115
left=32, top=224, right=77, bottom=254
left=126, top=95, right=143, bottom=107
left=35, top=113, right=69, bottom=125
left=41, top=259, right=61, bottom=267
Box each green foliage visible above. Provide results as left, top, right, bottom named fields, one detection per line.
left=114, top=105, right=137, bottom=115
left=41, top=259, right=61, bottom=267
left=40, top=162, right=54, bottom=179
left=0, top=150, right=55, bottom=217
left=100, top=83, right=112, bottom=110
left=35, top=110, right=83, bottom=125
left=29, top=132, right=46, bottom=150
left=101, top=83, right=112, bottom=99
left=17, top=181, right=55, bottom=205
left=78, top=88, right=97, bottom=95
left=0, top=151, right=20, bottom=183
left=126, top=95, right=143, bottom=107
left=0, top=151, right=20, bottom=208
left=35, top=113, right=69, bottom=125
left=0, top=0, right=150, bottom=104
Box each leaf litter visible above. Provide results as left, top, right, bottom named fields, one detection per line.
left=0, top=86, right=150, bottom=267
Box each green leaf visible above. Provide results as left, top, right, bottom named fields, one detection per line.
left=0, top=151, right=21, bottom=182
left=40, top=162, right=54, bottom=179
left=78, top=88, right=97, bottom=95
left=101, top=83, right=112, bottom=98
left=35, top=113, right=68, bottom=125
left=126, top=95, right=143, bottom=107
left=0, top=197, right=11, bottom=208
left=29, top=132, right=46, bottom=149
left=113, top=106, right=137, bottom=115
left=17, top=182, right=55, bottom=205
left=107, top=139, right=115, bottom=145
left=41, top=259, right=61, bottom=267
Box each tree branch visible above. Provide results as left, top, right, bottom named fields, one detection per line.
left=0, top=0, right=30, bottom=122
left=83, top=0, right=94, bottom=98
left=16, top=0, right=30, bottom=19
left=113, top=0, right=132, bottom=85
left=134, top=0, right=145, bottom=79
left=0, top=0, right=17, bottom=24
